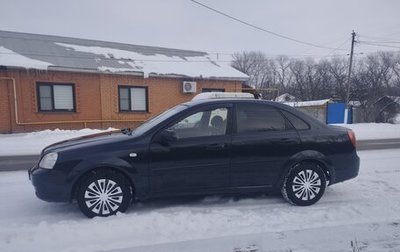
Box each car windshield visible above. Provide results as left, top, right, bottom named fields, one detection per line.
left=132, top=104, right=188, bottom=135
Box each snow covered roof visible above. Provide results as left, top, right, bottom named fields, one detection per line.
left=0, top=30, right=248, bottom=81
left=388, top=96, right=400, bottom=104
left=284, top=99, right=331, bottom=107
left=348, top=100, right=361, bottom=107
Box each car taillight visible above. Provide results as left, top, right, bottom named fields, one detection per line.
left=347, top=129, right=356, bottom=148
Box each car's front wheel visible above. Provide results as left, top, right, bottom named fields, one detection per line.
left=77, top=170, right=132, bottom=218
left=282, top=162, right=326, bottom=206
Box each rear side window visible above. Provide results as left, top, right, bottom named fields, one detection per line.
left=236, top=103, right=285, bottom=133
left=281, top=110, right=310, bottom=130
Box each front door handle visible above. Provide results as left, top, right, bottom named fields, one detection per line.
left=206, top=143, right=226, bottom=151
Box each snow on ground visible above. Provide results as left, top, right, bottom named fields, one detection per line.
left=389, top=113, right=400, bottom=124
left=335, top=123, right=400, bottom=140
left=0, top=149, right=399, bottom=252
left=0, top=128, right=115, bottom=156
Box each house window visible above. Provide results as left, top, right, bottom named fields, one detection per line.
left=118, top=86, right=148, bottom=112
left=37, top=83, right=75, bottom=112
left=202, top=88, right=225, bottom=93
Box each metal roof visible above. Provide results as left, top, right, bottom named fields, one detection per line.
left=0, top=30, right=248, bottom=81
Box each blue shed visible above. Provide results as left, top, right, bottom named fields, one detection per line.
left=327, top=102, right=352, bottom=124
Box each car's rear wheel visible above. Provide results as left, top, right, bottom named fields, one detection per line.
left=282, top=162, right=326, bottom=206
left=77, top=170, right=132, bottom=218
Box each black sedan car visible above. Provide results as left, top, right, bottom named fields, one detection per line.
left=29, top=93, right=359, bottom=218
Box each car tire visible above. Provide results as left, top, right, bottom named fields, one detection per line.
left=282, top=162, right=326, bottom=206
left=77, top=170, right=132, bottom=218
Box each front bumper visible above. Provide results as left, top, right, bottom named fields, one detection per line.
left=29, top=166, right=71, bottom=202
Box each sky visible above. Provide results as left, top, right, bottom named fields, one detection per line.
left=1, top=0, right=400, bottom=60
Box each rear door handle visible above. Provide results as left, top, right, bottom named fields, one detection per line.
left=206, top=143, right=226, bottom=151
left=281, top=138, right=295, bottom=144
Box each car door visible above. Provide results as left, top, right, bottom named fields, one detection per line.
left=149, top=104, right=232, bottom=194
left=230, top=102, right=301, bottom=188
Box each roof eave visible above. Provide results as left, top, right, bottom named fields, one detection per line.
left=2, top=65, right=249, bottom=82
left=147, top=72, right=249, bottom=82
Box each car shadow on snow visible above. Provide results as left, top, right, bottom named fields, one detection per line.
left=27, top=193, right=284, bottom=220
left=37, top=188, right=346, bottom=219
left=127, top=192, right=286, bottom=214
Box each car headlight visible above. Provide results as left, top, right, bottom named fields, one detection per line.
left=39, top=152, right=58, bottom=169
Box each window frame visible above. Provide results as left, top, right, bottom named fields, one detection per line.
left=118, top=85, right=149, bottom=113
left=36, top=82, right=76, bottom=112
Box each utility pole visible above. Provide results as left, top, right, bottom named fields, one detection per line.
left=344, top=30, right=356, bottom=124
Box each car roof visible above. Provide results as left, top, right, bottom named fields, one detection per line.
left=184, top=98, right=271, bottom=106
left=184, top=98, right=295, bottom=109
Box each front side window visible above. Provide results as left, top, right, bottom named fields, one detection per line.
left=119, top=86, right=148, bottom=112
left=168, top=107, right=228, bottom=139
left=236, top=103, right=286, bottom=133
left=37, top=83, right=75, bottom=112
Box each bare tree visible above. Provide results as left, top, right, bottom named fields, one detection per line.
left=329, top=57, right=348, bottom=99
left=231, top=51, right=276, bottom=98
left=274, top=55, right=292, bottom=91
left=231, top=50, right=400, bottom=122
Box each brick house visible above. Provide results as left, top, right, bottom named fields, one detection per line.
left=0, top=31, right=248, bottom=133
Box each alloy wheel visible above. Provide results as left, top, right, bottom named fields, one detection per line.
left=84, top=179, right=124, bottom=215
left=292, top=169, right=322, bottom=201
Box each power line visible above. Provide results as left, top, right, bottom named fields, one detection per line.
left=0, top=51, right=231, bottom=63
left=323, top=37, right=352, bottom=58
left=358, top=34, right=400, bottom=44
left=190, top=0, right=348, bottom=51
left=358, top=41, right=400, bottom=50
left=208, top=50, right=349, bottom=58
left=358, top=40, right=400, bottom=44
left=358, top=33, right=400, bottom=42
left=298, top=34, right=350, bottom=55
left=0, top=50, right=355, bottom=64
left=3, top=31, right=350, bottom=58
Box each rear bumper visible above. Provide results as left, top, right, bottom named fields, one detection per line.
left=29, top=166, right=71, bottom=202
left=331, top=151, right=360, bottom=184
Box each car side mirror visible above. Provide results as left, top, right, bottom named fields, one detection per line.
left=157, top=129, right=177, bottom=145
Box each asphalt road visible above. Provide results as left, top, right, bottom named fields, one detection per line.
left=356, top=138, right=400, bottom=150
left=0, top=155, right=40, bottom=172
left=0, top=138, right=399, bottom=172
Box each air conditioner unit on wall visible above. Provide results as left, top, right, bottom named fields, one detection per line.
left=182, top=81, right=197, bottom=93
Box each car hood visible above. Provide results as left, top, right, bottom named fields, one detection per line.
left=41, top=130, right=131, bottom=155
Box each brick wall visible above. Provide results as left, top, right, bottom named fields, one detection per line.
left=0, top=78, right=12, bottom=133
left=0, top=69, right=242, bottom=133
